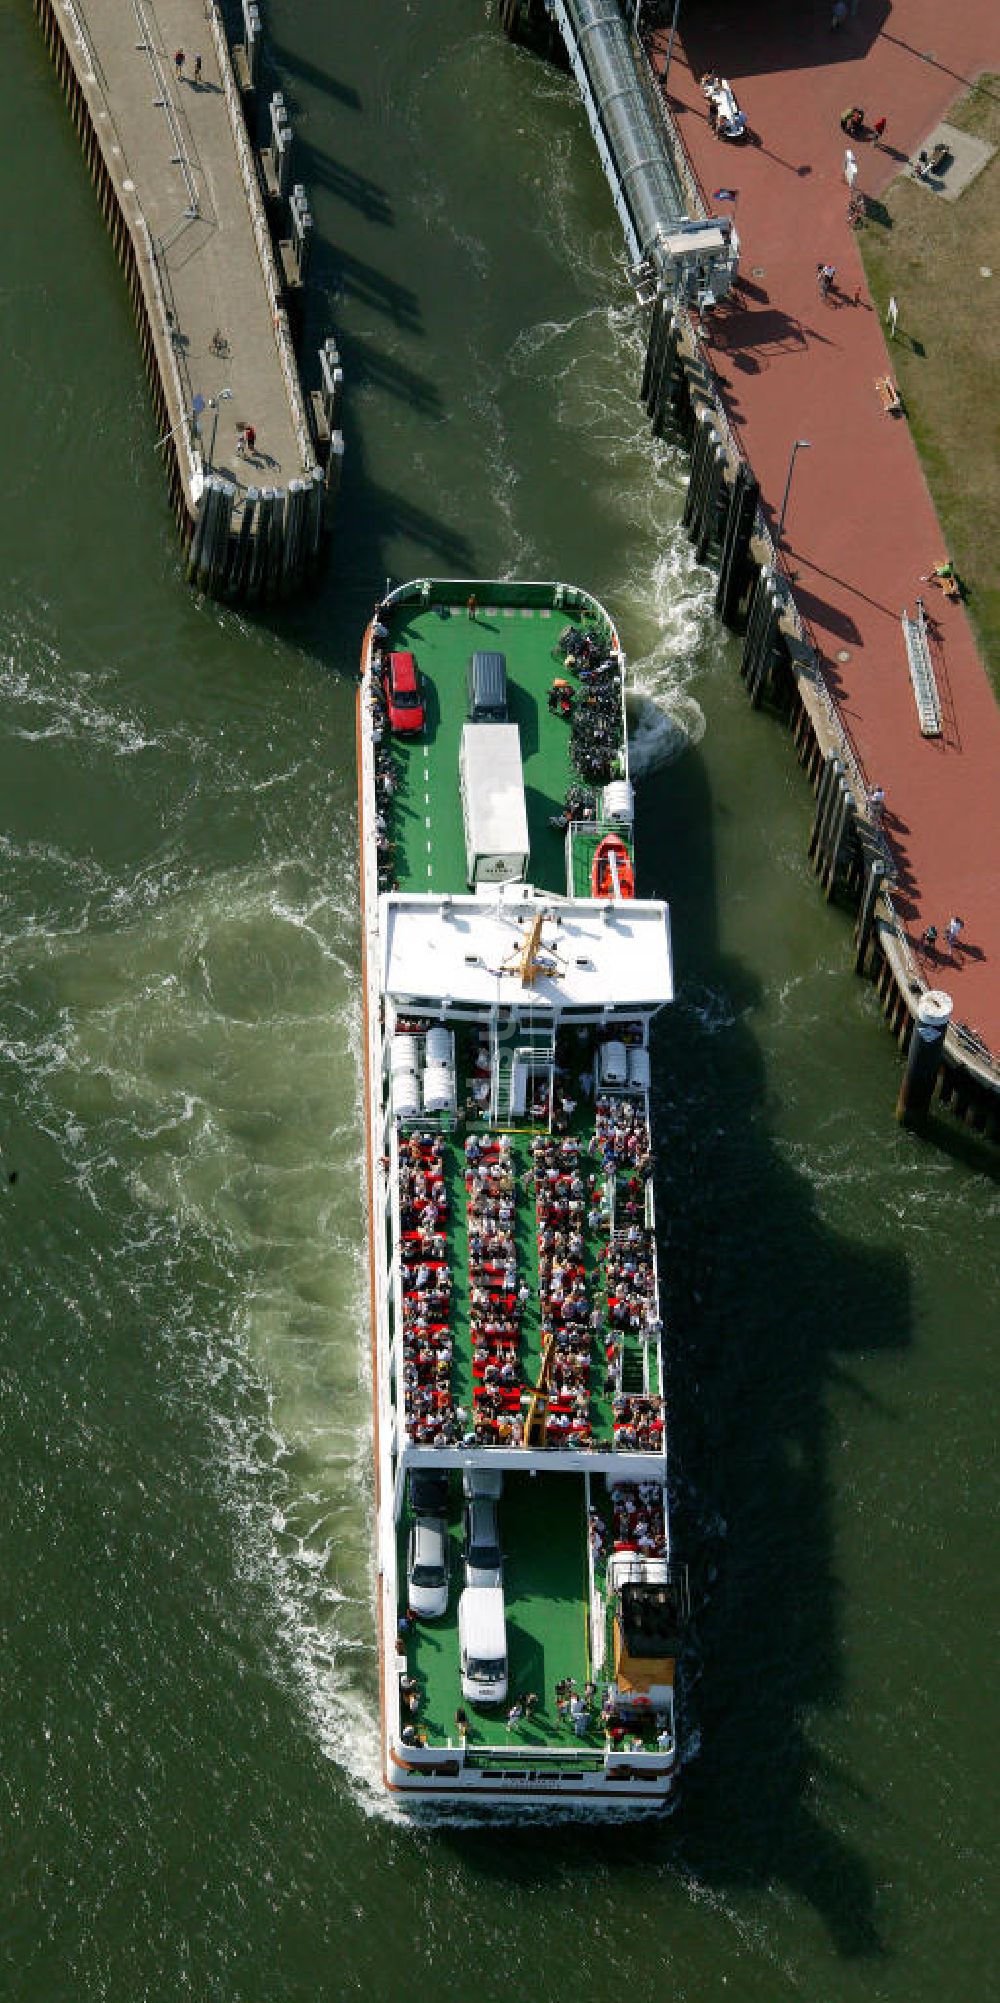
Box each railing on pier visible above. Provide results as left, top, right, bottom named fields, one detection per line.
left=133, top=0, right=200, bottom=218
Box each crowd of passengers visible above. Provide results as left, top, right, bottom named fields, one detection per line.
left=596, top=1094, right=653, bottom=1172
left=606, top=1214, right=665, bottom=1447
left=367, top=678, right=400, bottom=894
left=466, top=1133, right=527, bottom=1445
left=399, top=1133, right=460, bottom=1444
left=532, top=1134, right=602, bottom=1445
left=396, top=1078, right=664, bottom=1450
left=590, top=1481, right=668, bottom=1560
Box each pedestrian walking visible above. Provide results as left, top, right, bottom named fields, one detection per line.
left=830, top=0, right=847, bottom=26
left=844, top=147, right=858, bottom=189
left=244, top=423, right=256, bottom=457
left=817, top=262, right=836, bottom=298
left=921, top=925, right=938, bottom=953
left=872, top=114, right=887, bottom=145
left=194, top=54, right=203, bottom=85
left=466, top=592, right=478, bottom=621
left=868, top=786, right=885, bottom=827
left=174, top=48, right=184, bottom=78
left=945, top=916, right=964, bottom=955
left=235, top=425, right=246, bottom=458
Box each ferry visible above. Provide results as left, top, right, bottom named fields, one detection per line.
left=357, top=577, right=688, bottom=1806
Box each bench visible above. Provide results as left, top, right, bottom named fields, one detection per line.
left=876, top=375, right=902, bottom=415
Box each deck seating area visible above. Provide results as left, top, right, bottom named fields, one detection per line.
left=398, top=1132, right=458, bottom=1444
left=592, top=1095, right=666, bottom=1449
left=533, top=1135, right=602, bottom=1445
left=394, top=1085, right=666, bottom=1453
left=465, top=1133, right=526, bottom=1444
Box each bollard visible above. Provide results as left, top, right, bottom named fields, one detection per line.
left=186, top=482, right=210, bottom=587
left=281, top=478, right=307, bottom=595
left=291, top=187, right=313, bottom=281
left=319, top=339, right=343, bottom=428
left=227, top=487, right=259, bottom=599
left=897, top=990, right=953, bottom=1126
left=854, top=853, right=885, bottom=974
left=808, top=751, right=842, bottom=861
left=275, top=123, right=292, bottom=202
left=248, top=488, right=273, bottom=601
left=640, top=292, right=666, bottom=409
left=682, top=410, right=716, bottom=532
left=243, top=0, right=261, bottom=85
left=209, top=480, right=236, bottom=592
left=746, top=580, right=783, bottom=706
left=651, top=325, right=681, bottom=437
left=715, top=464, right=759, bottom=627
left=325, top=429, right=345, bottom=500
left=305, top=464, right=326, bottom=570
left=821, top=779, right=856, bottom=897
left=740, top=567, right=774, bottom=689
left=695, top=445, right=726, bottom=564
left=266, top=489, right=285, bottom=600
left=193, top=476, right=222, bottom=592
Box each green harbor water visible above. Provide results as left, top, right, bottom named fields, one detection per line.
left=2, top=4, right=998, bottom=1999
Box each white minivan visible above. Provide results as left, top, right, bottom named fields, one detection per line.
left=458, top=1585, right=508, bottom=1706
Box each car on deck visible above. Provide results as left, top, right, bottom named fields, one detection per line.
left=384, top=649, right=425, bottom=734
left=406, top=1515, right=449, bottom=1619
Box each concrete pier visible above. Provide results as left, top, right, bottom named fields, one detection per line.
left=33, top=0, right=338, bottom=601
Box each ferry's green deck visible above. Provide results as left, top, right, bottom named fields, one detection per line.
left=399, top=1473, right=609, bottom=1755
left=382, top=596, right=608, bottom=898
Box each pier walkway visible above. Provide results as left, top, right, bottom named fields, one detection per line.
left=36, top=0, right=331, bottom=598
left=647, top=1, right=1000, bottom=1060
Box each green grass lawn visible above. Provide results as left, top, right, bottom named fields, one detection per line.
left=860, top=76, right=1000, bottom=693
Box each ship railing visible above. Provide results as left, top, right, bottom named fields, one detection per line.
left=465, top=1745, right=607, bottom=1775
left=603, top=1746, right=675, bottom=1777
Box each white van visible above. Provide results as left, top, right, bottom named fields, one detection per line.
left=458, top=1585, right=508, bottom=1706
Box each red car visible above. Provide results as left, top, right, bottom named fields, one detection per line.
left=383, top=650, right=425, bottom=734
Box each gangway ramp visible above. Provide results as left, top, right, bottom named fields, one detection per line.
left=549, top=0, right=738, bottom=297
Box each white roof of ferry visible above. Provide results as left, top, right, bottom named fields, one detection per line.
left=381, top=885, right=673, bottom=1010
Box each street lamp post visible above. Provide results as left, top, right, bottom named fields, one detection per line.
left=777, top=438, right=812, bottom=544
left=207, top=386, right=233, bottom=469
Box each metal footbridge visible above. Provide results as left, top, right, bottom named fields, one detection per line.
left=548, top=0, right=739, bottom=299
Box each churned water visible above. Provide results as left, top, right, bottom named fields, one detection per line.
left=1, top=3, right=998, bottom=1999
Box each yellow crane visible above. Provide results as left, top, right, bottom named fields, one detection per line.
left=501, top=911, right=565, bottom=987
left=523, top=1330, right=558, bottom=1448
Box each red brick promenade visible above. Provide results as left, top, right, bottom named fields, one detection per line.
left=648, top=2, right=1000, bottom=1055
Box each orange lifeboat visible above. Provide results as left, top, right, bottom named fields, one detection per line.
left=591, top=832, right=634, bottom=900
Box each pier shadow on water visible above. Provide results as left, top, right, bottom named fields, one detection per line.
left=442, top=744, right=909, bottom=1962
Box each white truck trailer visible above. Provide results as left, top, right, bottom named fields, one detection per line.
left=459, top=723, right=530, bottom=886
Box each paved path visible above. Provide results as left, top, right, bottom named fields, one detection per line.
left=77, top=0, right=305, bottom=492
left=649, top=0, right=1000, bottom=1053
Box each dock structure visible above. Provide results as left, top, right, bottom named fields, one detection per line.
left=637, top=2, right=1000, bottom=1140
left=33, top=0, right=342, bottom=602
left=506, top=0, right=1000, bottom=1141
